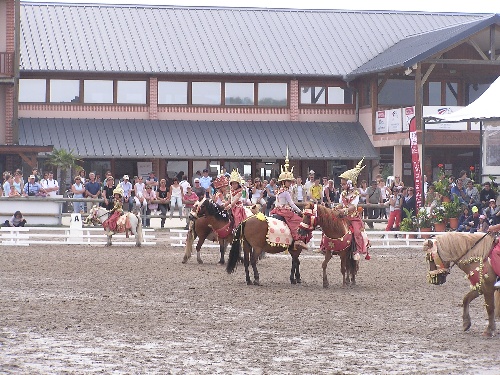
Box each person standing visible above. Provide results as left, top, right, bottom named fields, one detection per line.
left=303, top=171, right=315, bottom=201
left=309, top=178, right=323, bottom=204
left=265, top=178, right=277, bottom=215
left=23, top=175, right=46, bottom=197
left=401, top=186, right=417, bottom=220
left=101, top=176, right=115, bottom=210
left=168, top=177, right=184, bottom=219
left=480, top=182, right=497, bottom=209
left=366, top=180, right=382, bottom=229
left=71, top=176, right=86, bottom=214
left=41, top=172, right=59, bottom=198
left=323, top=179, right=337, bottom=208
left=3, top=174, right=13, bottom=197
left=183, top=186, right=199, bottom=229
left=146, top=171, right=158, bottom=191
left=291, top=176, right=305, bottom=206
left=143, top=185, right=157, bottom=228
left=385, top=186, right=403, bottom=233
left=157, top=179, right=170, bottom=228
left=358, top=179, right=368, bottom=218
left=119, top=175, right=133, bottom=212
left=12, top=171, right=24, bottom=195
left=85, top=172, right=101, bottom=212
left=179, top=175, right=191, bottom=196
left=199, top=169, right=212, bottom=198
left=192, top=178, right=206, bottom=201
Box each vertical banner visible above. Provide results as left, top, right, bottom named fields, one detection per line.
left=376, top=111, right=387, bottom=133
left=408, top=116, right=422, bottom=209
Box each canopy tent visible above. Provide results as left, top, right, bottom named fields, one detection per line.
left=425, top=76, right=500, bottom=123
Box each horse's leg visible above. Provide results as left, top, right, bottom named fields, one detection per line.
left=462, top=289, right=480, bottom=332
left=340, top=252, right=348, bottom=287
left=251, top=247, right=261, bottom=286
left=218, top=239, right=225, bottom=265
left=135, top=216, right=143, bottom=247
left=294, top=256, right=301, bottom=284
left=243, top=242, right=252, bottom=285
left=322, top=250, right=332, bottom=288
left=106, top=233, right=112, bottom=247
left=290, top=257, right=297, bottom=285
left=182, top=228, right=195, bottom=264
left=483, top=287, right=497, bottom=337
left=196, top=238, right=204, bottom=264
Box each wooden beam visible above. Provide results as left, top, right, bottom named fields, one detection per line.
left=377, top=72, right=390, bottom=94
left=490, top=25, right=496, bottom=60
left=468, top=38, right=490, bottom=61
left=421, top=63, right=435, bottom=86
left=18, top=152, right=37, bottom=168
left=425, top=58, right=500, bottom=65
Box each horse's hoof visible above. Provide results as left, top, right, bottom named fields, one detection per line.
left=290, top=279, right=297, bottom=285
left=182, top=256, right=189, bottom=264
left=323, top=282, right=329, bottom=289
left=197, top=258, right=203, bottom=264
left=253, top=280, right=261, bottom=286
left=463, top=321, right=472, bottom=331
left=482, top=330, right=495, bottom=338
left=218, top=260, right=225, bottom=265
left=247, top=280, right=252, bottom=285
left=296, top=278, right=302, bottom=284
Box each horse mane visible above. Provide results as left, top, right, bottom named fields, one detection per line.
left=203, top=199, right=230, bottom=222
left=435, top=232, right=495, bottom=262
left=316, top=204, right=348, bottom=237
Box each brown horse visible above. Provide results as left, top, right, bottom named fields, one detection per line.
left=298, top=203, right=359, bottom=288
left=226, top=214, right=306, bottom=285
left=182, top=199, right=233, bottom=265
left=423, top=231, right=500, bottom=337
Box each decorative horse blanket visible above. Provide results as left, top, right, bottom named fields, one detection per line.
left=266, top=217, right=293, bottom=248
left=116, top=214, right=132, bottom=234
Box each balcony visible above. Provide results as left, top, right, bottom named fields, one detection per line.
left=0, top=52, right=14, bottom=77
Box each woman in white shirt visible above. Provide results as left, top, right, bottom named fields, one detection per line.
left=251, top=178, right=266, bottom=206
left=168, top=177, right=184, bottom=219
left=71, top=176, right=86, bottom=214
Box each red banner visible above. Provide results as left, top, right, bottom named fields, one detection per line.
left=408, top=115, right=422, bottom=209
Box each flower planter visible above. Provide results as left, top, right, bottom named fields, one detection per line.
left=448, top=217, right=459, bottom=230
left=433, top=222, right=446, bottom=232
left=420, top=227, right=432, bottom=239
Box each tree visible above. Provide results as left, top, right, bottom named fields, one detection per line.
left=45, top=148, right=82, bottom=190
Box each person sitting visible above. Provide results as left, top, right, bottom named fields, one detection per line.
left=450, top=179, right=468, bottom=206
left=225, top=169, right=248, bottom=229
left=4, top=211, right=27, bottom=227
left=484, top=198, right=500, bottom=225
left=270, top=152, right=308, bottom=251
left=478, top=215, right=490, bottom=233
left=456, top=206, right=471, bottom=232
left=8, top=185, right=20, bottom=197
left=460, top=205, right=480, bottom=233
left=102, top=187, right=124, bottom=235
left=336, top=158, right=368, bottom=258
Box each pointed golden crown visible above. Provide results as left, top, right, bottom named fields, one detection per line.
left=278, top=147, right=294, bottom=182
left=229, top=169, right=242, bottom=185
left=339, top=157, right=365, bottom=184
left=112, top=186, right=124, bottom=196
left=213, top=174, right=229, bottom=189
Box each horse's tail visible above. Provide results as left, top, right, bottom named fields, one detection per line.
left=227, top=222, right=244, bottom=274
left=136, top=212, right=144, bottom=245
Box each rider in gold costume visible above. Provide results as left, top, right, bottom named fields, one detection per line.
left=225, top=169, right=247, bottom=229
left=103, top=186, right=124, bottom=235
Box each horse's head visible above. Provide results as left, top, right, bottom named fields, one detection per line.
left=298, top=202, right=317, bottom=236
left=196, top=198, right=229, bottom=221
left=85, top=205, right=101, bottom=225
left=423, top=239, right=450, bottom=285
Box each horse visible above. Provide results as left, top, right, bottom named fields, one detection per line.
left=86, top=205, right=143, bottom=247
left=423, top=230, right=500, bottom=337
left=298, top=203, right=360, bottom=288
left=226, top=212, right=307, bottom=285
left=182, top=199, right=233, bottom=265
left=183, top=199, right=261, bottom=265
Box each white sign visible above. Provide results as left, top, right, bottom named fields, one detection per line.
left=137, top=162, right=152, bottom=179
left=376, top=111, right=388, bottom=134
left=424, top=106, right=468, bottom=130
left=386, top=109, right=402, bottom=133
left=68, top=213, right=83, bottom=244
left=403, top=106, right=414, bottom=132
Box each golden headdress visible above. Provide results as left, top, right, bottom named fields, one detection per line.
left=112, top=186, right=124, bottom=196
left=229, top=169, right=242, bottom=185
left=339, top=157, right=365, bottom=185
left=213, top=174, right=229, bottom=189
left=278, top=147, right=294, bottom=182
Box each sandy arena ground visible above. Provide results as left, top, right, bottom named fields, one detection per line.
left=1, top=234, right=500, bottom=374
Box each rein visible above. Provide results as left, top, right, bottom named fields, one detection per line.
left=450, top=231, right=491, bottom=271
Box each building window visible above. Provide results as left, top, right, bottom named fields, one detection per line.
left=158, top=81, right=188, bottom=104
left=19, top=79, right=46, bottom=102
left=327, top=87, right=353, bottom=104
left=192, top=82, right=221, bottom=105
left=300, top=86, right=325, bottom=104
left=225, top=82, right=254, bottom=105
left=50, top=80, right=80, bottom=103
left=428, top=82, right=441, bottom=106
left=258, top=83, right=287, bottom=106
left=117, top=81, right=147, bottom=104
left=84, top=80, right=113, bottom=103
left=445, top=82, right=458, bottom=106
left=378, top=79, right=414, bottom=106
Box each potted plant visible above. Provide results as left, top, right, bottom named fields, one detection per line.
left=416, top=208, right=433, bottom=238
left=443, top=196, right=462, bottom=230
left=433, top=179, right=450, bottom=202
left=399, top=208, right=417, bottom=237
left=432, top=205, right=446, bottom=232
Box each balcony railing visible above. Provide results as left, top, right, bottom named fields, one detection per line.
left=0, top=52, right=14, bottom=77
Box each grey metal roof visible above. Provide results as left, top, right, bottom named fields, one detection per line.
left=19, top=118, right=378, bottom=160
left=20, top=3, right=490, bottom=77
left=349, top=15, right=500, bottom=77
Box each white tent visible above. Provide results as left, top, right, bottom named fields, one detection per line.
left=425, top=76, right=500, bottom=123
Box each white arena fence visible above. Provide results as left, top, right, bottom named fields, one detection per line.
left=168, top=229, right=443, bottom=250
left=0, top=227, right=156, bottom=246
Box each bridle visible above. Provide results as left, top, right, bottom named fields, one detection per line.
left=299, top=204, right=317, bottom=232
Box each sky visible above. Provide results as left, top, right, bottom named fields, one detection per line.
left=22, top=0, right=500, bottom=14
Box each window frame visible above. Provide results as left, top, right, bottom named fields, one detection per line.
left=298, top=82, right=355, bottom=108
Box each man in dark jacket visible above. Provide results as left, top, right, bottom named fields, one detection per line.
left=365, top=180, right=382, bottom=229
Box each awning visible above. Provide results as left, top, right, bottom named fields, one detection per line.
left=19, top=118, right=378, bottom=160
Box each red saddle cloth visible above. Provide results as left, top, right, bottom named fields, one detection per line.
left=489, top=241, right=500, bottom=277
left=320, top=231, right=353, bottom=253
left=215, top=222, right=232, bottom=239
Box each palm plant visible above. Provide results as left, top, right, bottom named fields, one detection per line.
left=45, top=148, right=82, bottom=190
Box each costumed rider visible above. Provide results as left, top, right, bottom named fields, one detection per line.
left=103, top=186, right=124, bottom=235
left=225, top=169, right=248, bottom=228
left=270, top=149, right=309, bottom=251
left=212, top=174, right=230, bottom=206
left=488, top=223, right=500, bottom=287
left=337, top=158, right=370, bottom=260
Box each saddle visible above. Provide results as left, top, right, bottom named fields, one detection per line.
left=266, top=216, right=293, bottom=248
left=115, top=213, right=132, bottom=237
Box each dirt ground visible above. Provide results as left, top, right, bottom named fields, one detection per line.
left=1, top=236, right=500, bottom=374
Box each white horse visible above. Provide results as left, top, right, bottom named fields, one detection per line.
left=87, top=205, right=143, bottom=247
